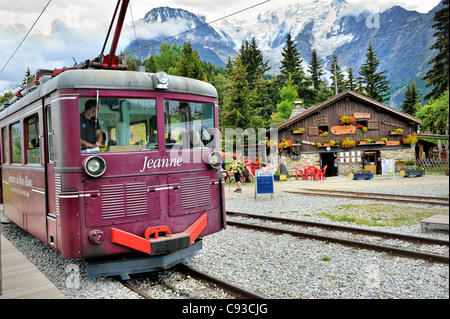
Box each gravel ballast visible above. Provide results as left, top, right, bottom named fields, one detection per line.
left=1, top=175, right=448, bottom=299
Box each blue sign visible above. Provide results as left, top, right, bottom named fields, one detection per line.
left=255, top=170, right=274, bottom=195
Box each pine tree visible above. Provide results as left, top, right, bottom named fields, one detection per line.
left=249, top=75, right=273, bottom=128
left=330, top=55, right=346, bottom=94
left=21, top=67, right=34, bottom=88
left=145, top=56, right=158, bottom=73
left=308, top=49, right=324, bottom=91
left=401, top=81, right=421, bottom=115
left=280, top=33, right=314, bottom=103
left=239, top=38, right=270, bottom=86
left=347, top=67, right=356, bottom=91
left=280, top=34, right=302, bottom=81
left=358, top=42, right=390, bottom=103
left=221, top=56, right=252, bottom=129
left=177, top=42, right=205, bottom=80
left=422, top=0, right=449, bottom=100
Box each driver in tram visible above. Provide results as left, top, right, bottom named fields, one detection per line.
left=80, top=99, right=103, bottom=149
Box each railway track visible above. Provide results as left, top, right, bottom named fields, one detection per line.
left=119, top=264, right=266, bottom=299
left=285, top=189, right=450, bottom=206
left=226, top=211, right=449, bottom=264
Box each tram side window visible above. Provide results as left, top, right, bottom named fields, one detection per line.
left=11, top=122, right=22, bottom=164
left=2, top=126, right=9, bottom=164
left=46, top=106, right=54, bottom=162
left=25, top=114, right=40, bottom=164
left=79, top=98, right=157, bottom=153
left=164, top=100, right=215, bottom=149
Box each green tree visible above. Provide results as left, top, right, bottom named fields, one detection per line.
left=271, top=77, right=299, bottom=124
left=416, top=90, right=449, bottom=135
left=347, top=67, right=356, bottom=91
left=400, top=81, right=421, bottom=115
left=123, top=50, right=138, bottom=71
left=156, top=42, right=182, bottom=74
left=358, top=42, right=390, bottom=103
left=308, top=49, right=324, bottom=91
left=280, top=33, right=314, bottom=104
left=0, top=91, right=13, bottom=106
left=280, top=34, right=302, bottom=81
left=145, top=56, right=158, bottom=73
left=177, top=42, right=205, bottom=80
left=249, top=75, right=274, bottom=128
left=221, top=56, right=252, bottom=129
left=240, top=38, right=270, bottom=79
left=21, top=67, right=34, bottom=88
left=422, top=0, right=449, bottom=100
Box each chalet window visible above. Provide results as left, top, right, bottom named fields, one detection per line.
left=318, top=125, right=329, bottom=135
left=367, top=120, right=379, bottom=130
left=308, top=126, right=319, bottom=136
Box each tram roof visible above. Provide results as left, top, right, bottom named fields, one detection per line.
left=45, top=69, right=218, bottom=97
left=0, top=69, right=218, bottom=120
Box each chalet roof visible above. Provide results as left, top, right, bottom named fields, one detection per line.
left=277, top=90, right=422, bottom=129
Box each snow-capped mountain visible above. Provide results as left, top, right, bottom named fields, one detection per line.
left=127, top=7, right=235, bottom=67
left=126, top=0, right=443, bottom=107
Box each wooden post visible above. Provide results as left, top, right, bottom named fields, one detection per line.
left=334, top=61, right=338, bottom=95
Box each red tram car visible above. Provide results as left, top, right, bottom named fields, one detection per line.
left=0, top=69, right=226, bottom=278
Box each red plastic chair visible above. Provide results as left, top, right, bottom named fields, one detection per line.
left=293, top=165, right=303, bottom=181
left=303, top=166, right=311, bottom=180
left=308, top=166, right=320, bottom=181
left=319, top=165, right=328, bottom=181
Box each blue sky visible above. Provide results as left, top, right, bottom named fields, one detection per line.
left=0, top=0, right=442, bottom=94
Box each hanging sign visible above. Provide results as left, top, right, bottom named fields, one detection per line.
left=354, top=112, right=371, bottom=119
left=331, top=125, right=356, bottom=135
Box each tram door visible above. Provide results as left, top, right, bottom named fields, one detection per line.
left=44, top=103, right=57, bottom=247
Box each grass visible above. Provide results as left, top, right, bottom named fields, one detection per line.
left=318, top=203, right=449, bottom=227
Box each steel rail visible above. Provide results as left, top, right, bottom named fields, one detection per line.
left=226, top=218, right=449, bottom=264
left=177, top=264, right=267, bottom=299
left=286, top=190, right=449, bottom=206
left=226, top=211, right=449, bottom=247
left=119, top=279, right=154, bottom=299
left=118, top=264, right=266, bottom=299
left=299, top=188, right=449, bottom=202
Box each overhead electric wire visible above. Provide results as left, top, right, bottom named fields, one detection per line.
left=0, top=0, right=52, bottom=75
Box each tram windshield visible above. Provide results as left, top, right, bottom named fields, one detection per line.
left=164, top=100, right=215, bottom=150
left=80, top=98, right=158, bottom=153
left=79, top=98, right=215, bottom=153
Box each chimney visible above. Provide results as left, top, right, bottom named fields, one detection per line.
left=289, top=101, right=306, bottom=119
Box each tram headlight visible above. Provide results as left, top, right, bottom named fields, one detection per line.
left=83, top=156, right=107, bottom=178
left=153, top=71, right=169, bottom=89
left=206, top=151, right=222, bottom=169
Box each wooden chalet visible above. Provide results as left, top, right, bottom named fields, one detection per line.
left=276, top=90, right=422, bottom=177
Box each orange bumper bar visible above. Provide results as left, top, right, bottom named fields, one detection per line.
left=111, top=214, right=207, bottom=255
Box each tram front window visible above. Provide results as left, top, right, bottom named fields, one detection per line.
left=79, top=98, right=157, bottom=153
left=164, top=100, right=215, bottom=150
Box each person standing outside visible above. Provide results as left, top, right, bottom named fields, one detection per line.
left=80, top=99, right=103, bottom=149
left=230, top=155, right=243, bottom=193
